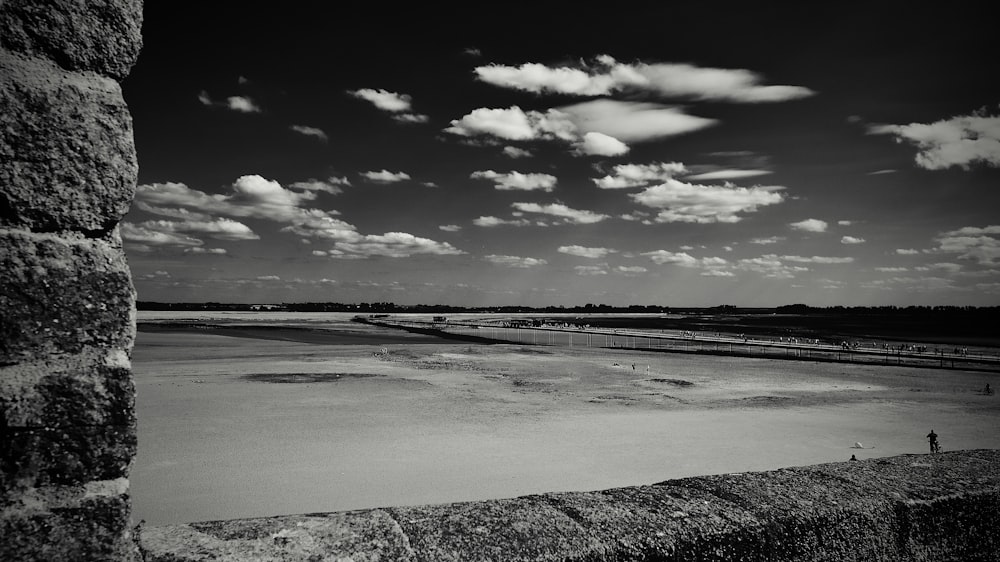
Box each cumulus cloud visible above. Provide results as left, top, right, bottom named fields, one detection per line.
left=444, top=102, right=714, bottom=154
left=896, top=248, right=920, bottom=255
left=134, top=176, right=460, bottom=259
left=630, top=179, right=785, bottom=223
left=186, top=247, right=227, bottom=255
left=439, top=224, right=462, bottom=232
left=485, top=254, right=548, bottom=268
left=683, top=169, right=772, bottom=181
left=511, top=202, right=609, bottom=224
left=573, top=132, right=629, bottom=156
left=789, top=218, right=828, bottom=232
left=557, top=99, right=716, bottom=143
left=289, top=177, right=349, bottom=195
left=257, top=275, right=281, bottom=281
left=470, top=170, right=558, bottom=191
left=198, top=91, right=262, bottom=113
left=875, top=267, right=909, bottom=272
left=750, top=236, right=785, bottom=245
left=474, top=55, right=815, bottom=103
left=472, top=216, right=530, bottom=227
left=503, top=146, right=532, bottom=158
left=290, top=125, right=328, bottom=141
left=641, top=250, right=699, bottom=267
left=328, top=232, right=464, bottom=258
left=867, top=107, right=1000, bottom=170
left=935, top=225, right=1000, bottom=265
left=574, top=265, right=608, bottom=276
left=360, top=170, right=411, bottom=183
left=616, top=265, right=648, bottom=274
left=558, top=245, right=615, bottom=258
left=593, top=161, right=687, bottom=189
left=841, top=236, right=866, bottom=244
left=348, top=88, right=428, bottom=123
left=736, top=254, right=809, bottom=279
left=780, top=255, right=855, bottom=264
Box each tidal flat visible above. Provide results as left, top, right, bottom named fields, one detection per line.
left=131, top=312, right=1000, bottom=525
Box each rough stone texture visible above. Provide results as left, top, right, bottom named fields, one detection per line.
left=1, top=1, right=142, bottom=558
left=0, top=229, right=136, bottom=365
left=0, top=0, right=143, bottom=80
left=1, top=493, right=138, bottom=562
left=0, top=49, right=138, bottom=232
left=139, top=449, right=1000, bottom=561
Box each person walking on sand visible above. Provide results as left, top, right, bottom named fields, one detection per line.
left=927, top=429, right=939, bottom=453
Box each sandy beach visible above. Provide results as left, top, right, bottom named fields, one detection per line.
left=131, top=315, right=1000, bottom=526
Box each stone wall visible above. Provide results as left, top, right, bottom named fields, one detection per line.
left=0, top=1, right=144, bottom=560
left=140, top=450, right=1000, bottom=561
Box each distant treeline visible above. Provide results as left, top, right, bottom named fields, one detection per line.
left=137, top=301, right=997, bottom=316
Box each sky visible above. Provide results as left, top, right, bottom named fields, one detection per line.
left=120, top=3, right=1000, bottom=307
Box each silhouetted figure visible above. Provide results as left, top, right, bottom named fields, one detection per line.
left=927, top=429, right=939, bottom=453
left=986, top=383, right=993, bottom=395
left=850, top=454, right=857, bottom=461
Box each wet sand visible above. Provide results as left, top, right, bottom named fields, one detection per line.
left=131, top=323, right=1000, bottom=525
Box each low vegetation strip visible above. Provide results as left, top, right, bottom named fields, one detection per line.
left=139, top=449, right=1000, bottom=561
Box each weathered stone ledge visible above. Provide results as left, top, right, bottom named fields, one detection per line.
left=139, top=449, right=1000, bottom=561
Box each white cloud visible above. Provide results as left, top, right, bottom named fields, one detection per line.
left=868, top=107, right=1000, bottom=170
left=503, top=146, right=532, bottom=158
left=781, top=255, right=854, bottom=264
left=348, top=88, right=427, bottom=123
left=472, top=216, right=530, bottom=227
left=257, top=275, right=281, bottom=281
left=474, top=56, right=815, bottom=103
left=121, top=218, right=258, bottom=251
left=915, top=262, right=962, bottom=273
left=290, top=125, right=328, bottom=141
left=485, top=254, right=548, bottom=268
left=935, top=225, right=1000, bottom=265
left=896, top=248, right=920, bottom=255
left=841, top=236, right=866, bottom=244
left=736, top=254, right=809, bottom=279
left=185, top=247, right=227, bottom=254
left=133, top=202, right=211, bottom=221
left=511, top=202, right=608, bottom=224
left=330, top=232, right=464, bottom=258
left=349, top=88, right=414, bottom=112
left=630, top=179, right=785, bottom=223
left=593, top=161, right=687, bottom=189
left=444, top=106, right=540, bottom=140
left=289, top=177, right=348, bottom=195
left=360, top=170, right=411, bottom=183
left=558, top=245, right=615, bottom=258
left=789, top=218, right=828, bottom=232
left=641, top=250, right=699, bottom=267
left=198, top=91, right=261, bottom=113
left=875, top=267, right=909, bottom=272
left=574, top=265, right=608, bottom=276
left=683, top=169, right=772, bottom=181
left=439, top=224, right=462, bottom=232
left=573, top=132, right=629, bottom=156
left=838, top=220, right=853, bottom=226
left=867, top=169, right=896, bottom=175
left=615, top=265, right=647, bottom=274
left=557, top=99, right=716, bottom=142
left=470, top=170, right=558, bottom=191
left=750, top=236, right=785, bottom=245
left=121, top=223, right=203, bottom=248
left=393, top=113, right=430, bottom=124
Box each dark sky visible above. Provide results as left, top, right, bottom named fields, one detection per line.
left=120, top=2, right=1000, bottom=306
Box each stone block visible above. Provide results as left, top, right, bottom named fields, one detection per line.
left=0, top=493, right=139, bottom=562
left=0, top=229, right=136, bottom=364
left=1, top=423, right=136, bottom=488
left=0, top=0, right=143, bottom=80
left=0, top=50, right=138, bottom=232
left=0, top=349, right=134, bottom=429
